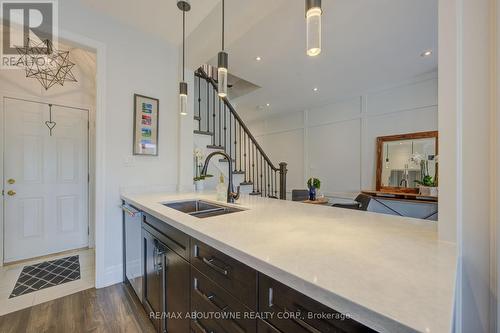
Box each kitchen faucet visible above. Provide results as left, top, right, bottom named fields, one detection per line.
left=201, top=151, right=240, bottom=203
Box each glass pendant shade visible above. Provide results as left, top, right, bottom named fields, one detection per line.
left=179, top=81, right=188, bottom=115
left=306, top=0, right=322, bottom=57
left=217, top=51, right=228, bottom=98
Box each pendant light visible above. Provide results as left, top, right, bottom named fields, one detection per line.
left=385, top=143, right=390, bottom=169
left=178, top=0, right=191, bottom=115
left=217, top=0, right=228, bottom=98
left=305, top=0, right=322, bottom=57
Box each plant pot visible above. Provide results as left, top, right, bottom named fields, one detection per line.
left=419, top=186, right=438, bottom=197
left=194, top=180, right=204, bottom=192
left=308, top=187, right=317, bottom=201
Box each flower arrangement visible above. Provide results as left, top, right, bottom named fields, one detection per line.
left=193, top=148, right=212, bottom=182
left=307, top=177, right=321, bottom=189
left=307, top=177, right=321, bottom=201
left=414, top=155, right=439, bottom=196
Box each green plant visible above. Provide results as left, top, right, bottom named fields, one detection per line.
left=307, top=177, right=321, bottom=189
left=415, top=175, right=436, bottom=187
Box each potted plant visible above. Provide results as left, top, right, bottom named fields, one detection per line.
left=307, top=177, right=321, bottom=201
left=194, top=149, right=212, bottom=191
left=415, top=157, right=438, bottom=196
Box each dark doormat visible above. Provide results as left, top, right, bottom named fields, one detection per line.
left=9, top=255, right=81, bottom=298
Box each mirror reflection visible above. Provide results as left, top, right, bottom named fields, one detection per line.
left=381, top=138, right=437, bottom=188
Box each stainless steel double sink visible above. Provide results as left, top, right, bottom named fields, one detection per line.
left=162, top=200, right=243, bottom=219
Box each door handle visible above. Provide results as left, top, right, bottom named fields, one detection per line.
left=7, top=190, right=16, bottom=196
left=7, top=178, right=15, bottom=184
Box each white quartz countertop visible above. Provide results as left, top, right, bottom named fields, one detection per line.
left=121, top=191, right=456, bottom=333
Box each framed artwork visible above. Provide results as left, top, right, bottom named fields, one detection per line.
left=133, top=94, right=159, bottom=156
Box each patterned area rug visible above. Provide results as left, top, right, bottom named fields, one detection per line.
left=9, top=255, right=81, bottom=298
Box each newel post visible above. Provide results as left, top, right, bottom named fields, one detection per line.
left=279, top=162, right=288, bottom=200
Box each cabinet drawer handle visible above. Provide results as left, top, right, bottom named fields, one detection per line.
left=193, top=320, right=215, bottom=333
left=194, top=278, right=246, bottom=333
left=291, top=314, right=322, bottom=333
left=202, top=257, right=229, bottom=276
left=194, top=278, right=228, bottom=311
left=268, top=288, right=321, bottom=333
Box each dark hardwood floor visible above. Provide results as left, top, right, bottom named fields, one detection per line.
left=0, top=283, right=156, bottom=333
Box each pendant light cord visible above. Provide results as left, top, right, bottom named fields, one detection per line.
left=222, top=0, right=225, bottom=51
left=182, top=9, right=186, bottom=81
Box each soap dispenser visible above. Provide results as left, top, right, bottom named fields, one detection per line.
left=216, top=173, right=226, bottom=202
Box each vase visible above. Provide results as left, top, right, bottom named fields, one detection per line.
left=308, top=187, right=317, bottom=201
left=194, top=180, right=204, bottom=192
left=419, top=186, right=438, bottom=197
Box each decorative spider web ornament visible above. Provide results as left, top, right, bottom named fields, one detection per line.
left=16, top=38, right=77, bottom=90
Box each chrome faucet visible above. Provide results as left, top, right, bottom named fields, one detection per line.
left=399, top=178, right=408, bottom=187
left=201, top=151, right=240, bottom=203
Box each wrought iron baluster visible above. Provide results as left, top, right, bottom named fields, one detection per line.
left=218, top=98, right=222, bottom=146
left=243, top=131, right=247, bottom=182
left=252, top=144, right=255, bottom=193
left=223, top=103, right=227, bottom=153
left=197, top=75, right=201, bottom=131
left=234, top=117, right=238, bottom=171
left=206, top=79, right=210, bottom=133
left=212, top=88, right=216, bottom=146
left=229, top=108, right=232, bottom=166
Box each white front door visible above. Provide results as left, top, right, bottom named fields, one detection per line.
left=3, top=98, right=89, bottom=263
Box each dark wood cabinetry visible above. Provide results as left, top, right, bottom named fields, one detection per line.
left=258, top=274, right=376, bottom=333
left=143, top=213, right=190, bottom=260
left=125, top=211, right=378, bottom=333
left=142, top=221, right=190, bottom=333
left=191, top=239, right=258, bottom=310
left=191, top=267, right=257, bottom=333
left=258, top=320, right=282, bottom=333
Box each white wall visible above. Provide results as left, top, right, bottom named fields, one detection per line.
left=56, top=0, right=180, bottom=286
left=248, top=73, right=438, bottom=200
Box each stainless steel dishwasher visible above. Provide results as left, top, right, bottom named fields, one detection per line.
left=122, top=203, right=143, bottom=300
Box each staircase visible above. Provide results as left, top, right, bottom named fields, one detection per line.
left=193, top=66, right=287, bottom=199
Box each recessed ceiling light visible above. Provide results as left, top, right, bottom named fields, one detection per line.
left=313, top=87, right=319, bottom=92
left=421, top=50, right=433, bottom=57
left=255, top=56, right=262, bottom=61
left=266, top=103, right=270, bottom=107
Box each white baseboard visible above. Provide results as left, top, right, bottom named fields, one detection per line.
left=97, top=263, right=123, bottom=288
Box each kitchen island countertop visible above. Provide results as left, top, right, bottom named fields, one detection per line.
left=121, top=191, right=456, bottom=333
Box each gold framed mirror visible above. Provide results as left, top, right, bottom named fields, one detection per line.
left=376, top=131, right=438, bottom=193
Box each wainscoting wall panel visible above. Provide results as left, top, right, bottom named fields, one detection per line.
left=248, top=73, right=438, bottom=200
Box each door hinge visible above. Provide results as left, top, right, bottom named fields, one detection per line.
left=88, top=173, right=90, bottom=183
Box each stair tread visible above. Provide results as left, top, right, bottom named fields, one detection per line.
left=206, top=145, right=225, bottom=150
left=249, top=191, right=262, bottom=196
left=233, top=171, right=245, bottom=174
left=194, top=116, right=201, bottom=120
left=219, top=158, right=236, bottom=163
left=240, top=181, right=253, bottom=185
left=194, top=130, right=213, bottom=136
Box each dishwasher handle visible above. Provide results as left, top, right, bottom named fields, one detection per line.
left=121, top=204, right=141, bottom=217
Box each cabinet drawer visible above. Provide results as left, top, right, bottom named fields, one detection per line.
left=191, top=318, right=223, bottom=333
left=191, top=239, right=257, bottom=310
left=191, top=268, right=257, bottom=333
left=258, top=274, right=376, bottom=333
left=257, top=319, right=282, bottom=333
left=143, top=213, right=190, bottom=260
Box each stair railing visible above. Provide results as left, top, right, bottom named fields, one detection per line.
left=195, top=66, right=288, bottom=200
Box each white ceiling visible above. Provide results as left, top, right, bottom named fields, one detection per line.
left=81, top=0, right=219, bottom=45
left=219, top=0, right=438, bottom=121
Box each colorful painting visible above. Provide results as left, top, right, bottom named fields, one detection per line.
left=133, top=94, right=159, bottom=155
